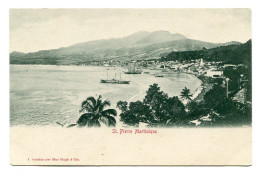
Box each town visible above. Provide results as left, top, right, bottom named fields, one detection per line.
left=83, top=57, right=250, bottom=106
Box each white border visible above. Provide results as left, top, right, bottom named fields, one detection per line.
left=1, top=0, right=260, bottom=174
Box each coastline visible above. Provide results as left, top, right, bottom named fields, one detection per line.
left=165, top=71, right=204, bottom=101
left=11, top=64, right=204, bottom=102
left=10, top=65, right=204, bottom=127
left=132, top=69, right=204, bottom=105
left=192, top=75, right=213, bottom=102
left=189, top=74, right=203, bottom=101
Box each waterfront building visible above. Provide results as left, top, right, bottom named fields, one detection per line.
left=205, top=69, right=223, bottom=78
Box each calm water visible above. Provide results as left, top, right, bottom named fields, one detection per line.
left=10, top=65, right=201, bottom=126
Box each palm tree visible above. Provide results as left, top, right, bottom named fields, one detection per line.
left=180, top=87, right=193, bottom=101
left=77, top=95, right=117, bottom=127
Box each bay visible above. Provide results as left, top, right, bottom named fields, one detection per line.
left=10, top=65, right=201, bottom=126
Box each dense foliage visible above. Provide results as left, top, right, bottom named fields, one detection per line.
left=117, top=84, right=187, bottom=127
left=161, top=40, right=251, bottom=65
left=190, top=84, right=251, bottom=126
left=116, top=83, right=251, bottom=127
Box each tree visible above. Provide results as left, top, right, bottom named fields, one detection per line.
left=199, top=83, right=251, bottom=127
left=144, top=84, right=187, bottom=126
left=143, top=83, right=171, bottom=125
left=186, top=101, right=207, bottom=120
left=163, top=96, right=187, bottom=126
left=143, top=84, right=167, bottom=105
left=116, top=101, right=128, bottom=112
left=119, top=110, right=140, bottom=127
left=129, top=101, right=152, bottom=124
left=180, top=87, right=193, bottom=101
left=200, top=106, right=251, bottom=127
left=117, top=101, right=151, bottom=127
left=77, top=95, right=117, bottom=127
left=119, top=83, right=187, bottom=127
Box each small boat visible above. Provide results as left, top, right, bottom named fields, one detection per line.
left=155, top=74, right=164, bottom=77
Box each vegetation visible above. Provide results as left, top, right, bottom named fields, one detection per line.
left=61, top=78, right=251, bottom=128
left=63, top=81, right=250, bottom=128
left=180, top=87, right=193, bottom=101
left=190, top=84, right=251, bottom=126
left=116, top=83, right=251, bottom=127
left=76, top=95, right=117, bottom=127
left=56, top=121, right=77, bottom=128
left=161, top=40, right=251, bottom=65
left=58, top=39, right=251, bottom=128
left=10, top=31, right=243, bottom=65
left=223, top=65, right=251, bottom=101
left=117, top=84, right=187, bottom=127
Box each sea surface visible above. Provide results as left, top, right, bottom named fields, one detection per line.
left=10, top=65, right=201, bottom=126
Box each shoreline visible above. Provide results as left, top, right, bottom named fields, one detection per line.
left=11, top=64, right=205, bottom=102
left=192, top=75, right=213, bottom=102
left=10, top=65, right=205, bottom=127
left=188, top=74, right=204, bottom=101
left=164, top=71, right=204, bottom=101
left=133, top=69, right=203, bottom=103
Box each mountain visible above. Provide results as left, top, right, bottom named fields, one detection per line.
left=135, top=31, right=186, bottom=45
left=10, top=30, right=242, bottom=65
left=161, top=40, right=251, bottom=65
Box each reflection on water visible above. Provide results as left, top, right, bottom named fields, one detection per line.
left=10, top=65, right=201, bottom=126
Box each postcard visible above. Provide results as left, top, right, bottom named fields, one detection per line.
left=10, top=9, right=252, bottom=165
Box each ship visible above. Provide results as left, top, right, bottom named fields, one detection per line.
left=124, top=64, right=142, bottom=74
left=100, top=79, right=130, bottom=84
left=100, top=72, right=130, bottom=84
left=155, top=74, right=164, bottom=77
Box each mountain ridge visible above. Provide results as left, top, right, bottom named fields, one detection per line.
left=10, top=30, right=242, bottom=65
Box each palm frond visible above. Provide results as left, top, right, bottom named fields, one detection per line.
left=94, top=95, right=103, bottom=111
left=99, top=116, right=109, bottom=126
left=80, top=100, right=94, bottom=113
left=100, top=115, right=116, bottom=127
left=106, top=115, right=116, bottom=127
left=77, top=113, right=94, bottom=127
left=82, top=96, right=96, bottom=108
left=99, top=100, right=111, bottom=111
left=56, top=121, right=66, bottom=127
left=56, top=122, right=63, bottom=127
left=102, top=109, right=117, bottom=116
left=66, top=124, right=77, bottom=128
left=180, top=87, right=193, bottom=100
left=88, top=118, right=101, bottom=127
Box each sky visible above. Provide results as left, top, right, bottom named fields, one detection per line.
left=10, top=9, right=251, bottom=53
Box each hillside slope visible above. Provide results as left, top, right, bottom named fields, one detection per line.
left=10, top=31, right=241, bottom=65
left=161, top=40, right=251, bottom=65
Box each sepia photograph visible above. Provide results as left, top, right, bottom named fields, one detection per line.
left=9, top=8, right=252, bottom=165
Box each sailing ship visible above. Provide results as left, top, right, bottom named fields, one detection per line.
left=124, top=64, right=142, bottom=74
left=161, top=62, right=168, bottom=72
left=100, top=71, right=130, bottom=84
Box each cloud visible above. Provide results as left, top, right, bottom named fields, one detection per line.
left=10, top=9, right=251, bottom=53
